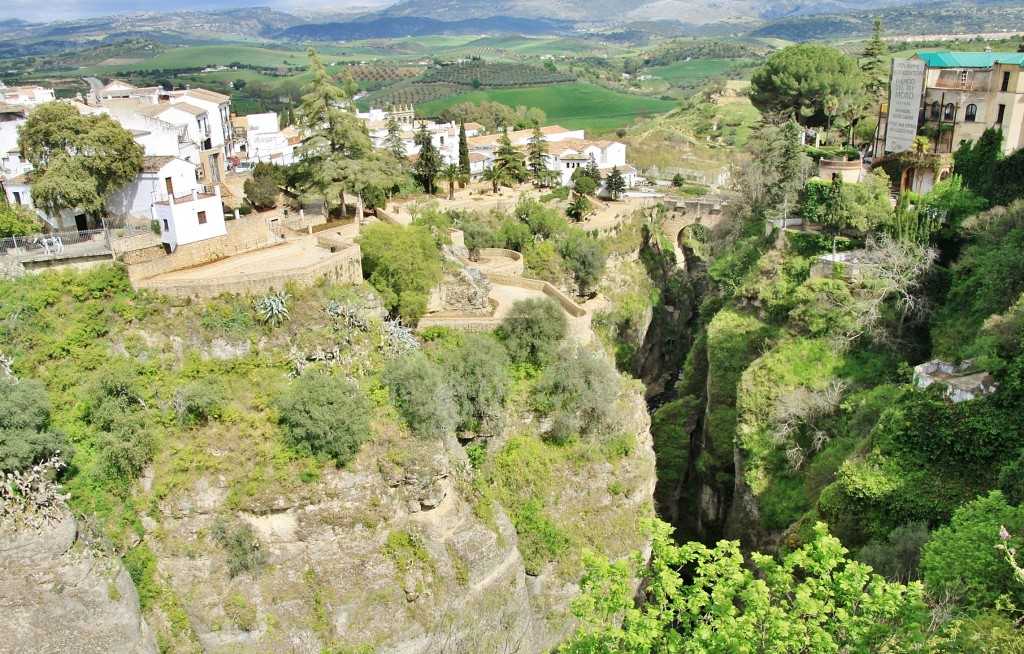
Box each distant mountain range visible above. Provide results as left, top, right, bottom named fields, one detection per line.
left=1, top=0, right=1021, bottom=60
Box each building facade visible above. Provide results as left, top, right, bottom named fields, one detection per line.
left=875, top=52, right=1024, bottom=157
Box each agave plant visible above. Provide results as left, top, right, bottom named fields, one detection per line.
left=381, top=318, right=419, bottom=356
left=254, top=291, right=291, bottom=326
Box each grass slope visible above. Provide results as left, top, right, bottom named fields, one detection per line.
left=648, top=59, right=734, bottom=83
left=418, top=83, right=675, bottom=133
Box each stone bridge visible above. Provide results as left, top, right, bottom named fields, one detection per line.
left=660, top=208, right=725, bottom=267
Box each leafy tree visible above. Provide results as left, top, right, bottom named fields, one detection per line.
left=921, top=491, right=1024, bottom=613
left=233, top=78, right=247, bottom=91
left=561, top=520, right=932, bottom=653
left=559, top=230, right=605, bottom=295
left=886, top=192, right=937, bottom=243
left=18, top=102, right=143, bottom=224
left=566, top=192, right=593, bottom=223
left=497, top=298, right=568, bottom=366
left=443, top=334, right=510, bottom=435
left=383, top=117, right=406, bottom=162
left=821, top=173, right=853, bottom=259
left=0, top=377, right=67, bottom=472
left=358, top=223, right=442, bottom=324
left=0, top=202, right=41, bottom=237
left=750, top=45, right=867, bottom=128
left=574, top=175, right=597, bottom=197
left=277, top=372, right=371, bottom=467
left=382, top=352, right=458, bottom=439
left=457, top=120, right=470, bottom=179
left=439, top=162, right=467, bottom=201
left=499, top=220, right=532, bottom=251
left=527, top=122, right=549, bottom=183
left=862, top=18, right=890, bottom=100
left=83, top=361, right=152, bottom=482
left=413, top=124, right=442, bottom=194
left=671, top=172, right=685, bottom=188
left=605, top=166, right=626, bottom=200
left=243, top=174, right=279, bottom=210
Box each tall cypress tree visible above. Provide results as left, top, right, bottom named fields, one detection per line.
left=413, top=124, right=442, bottom=194
left=584, top=153, right=601, bottom=182
left=458, top=120, right=470, bottom=178
left=527, top=121, right=549, bottom=183
left=862, top=18, right=890, bottom=100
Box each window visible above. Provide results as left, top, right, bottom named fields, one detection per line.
left=12, top=191, right=21, bottom=205
left=997, top=103, right=1006, bottom=125
left=930, top=101, right=940, bottom=120
left=163, top=219, right=169, bottom=231
left=944, top=103, right=955, bottom=120
left=197, top=211, right=207, bottom=225
left=965, top=104, right=978, bottom=122
left=960, top=70, right=969, bottom=86
left=1003, top=71, right=1011, bottom=92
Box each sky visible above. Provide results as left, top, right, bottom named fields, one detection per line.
left=2, top=0, right=395, bottom=23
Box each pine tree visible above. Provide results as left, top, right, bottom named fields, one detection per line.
left=527, top=121, right=549, bottom=185
left=413, top=124, right=442, bottom=195
left=862, top=18, right=890, bottom=100
left=383, top=117, right=406, bottom=162
left=887, top=191, right=938, bottom=243
left=293, top=48, right=375, bottom=215
left=458, top=120, right=470, bottom=179
left=494, top=128, right=526, bottom=183
left=766, top=119, right=805, bottom=218
left=605, top=166, right=626, bottom=200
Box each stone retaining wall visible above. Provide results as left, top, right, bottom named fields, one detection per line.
left=477, top=248, right=523, bottom=276
left=126, top=214, right=279, bottom=281
left=134, top=243, right=362, bottom=298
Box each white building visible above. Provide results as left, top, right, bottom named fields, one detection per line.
left=145, top=156, right=226, bottom=251
left=0, top=85, right=56, bottom=106
left=168, top=88, right=236, bottom=181
left=232, top=112, right=297, bottom=165
left=544, top=138, right=628, bottom=186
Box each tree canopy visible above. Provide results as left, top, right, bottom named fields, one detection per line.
left=561, top=520, right=931, bottom=653
left=750, top=45, right=867, bottom=128
left=18, top=101, right=143, bottom=222
left=358, top=223, right=442, bottom=324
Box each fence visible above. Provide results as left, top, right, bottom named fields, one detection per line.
left=0, top=225, right=152, bottom=262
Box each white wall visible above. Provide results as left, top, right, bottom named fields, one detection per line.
left=152, top=188, right=225, bottom=249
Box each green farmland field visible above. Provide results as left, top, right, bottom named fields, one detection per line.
left=416, top=83, right=676, bottom=133
left=648, top=59, right=734, bottom=83
left=73, top=45, right=310, bottom=76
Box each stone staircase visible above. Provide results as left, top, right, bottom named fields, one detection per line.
left=219, top=173, right=249, bottom=209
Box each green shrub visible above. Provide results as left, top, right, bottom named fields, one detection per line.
left=497, top=298, right=567, bottom=366
left=173, top=380, right=224, bottom=426
left=444, top=334, right=510, bottom=435
left=84, top=361, right=153, bottom=482
left=123, top=545, right=159, bottom=611
left=358, top=223, right=443, bottom=324
left=243, top=174, right=279, bottom=210
left=277, top=373, right=372, bottom=467
left=856, top=521, right=930, bottom=583
left=383, top=529, right=431, bottom=571
left=381, top=352, right=458, bottom=439
left=533, top=348, right=620, bottom=443
left=0, top=377, right=68, bottom=472
left=211, top=519, right=265, bottom=577
left=559, top=231, right=606, bottom=295
left=921, top=491, right=1024, bottom=613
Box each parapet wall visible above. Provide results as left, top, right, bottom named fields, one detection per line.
left=126, top=215, right=279, bottom=281
left=134, top=243, right=362, bottom=299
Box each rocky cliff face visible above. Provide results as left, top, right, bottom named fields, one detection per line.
left=0, top=510, right=158, bottom=654
left=139, top=357, right=655, bottom=653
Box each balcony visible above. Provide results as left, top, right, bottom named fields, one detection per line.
left=930, top=80, right=988, bottom=92
left=153, top=185, right=219, bottom=206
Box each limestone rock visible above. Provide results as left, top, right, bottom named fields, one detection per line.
left=0, top=511, right=158, bottom=654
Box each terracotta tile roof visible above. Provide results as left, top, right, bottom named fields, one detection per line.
left=468, top=152, right=489, bottom=162
left=173, top=102, right=208, bottom=117
left=6, top=173, right=30, bottom=184
left=549, top=138, right=617, bottom=155
left=136, top=104, right=174, bottom=118
left=142, top=155, right=177, bottom=173
left=0, top=102, right=27, bottom=114
left=467, top=125, right=574, bottom=148
left=101, top=80, right=137, bottom=91
left=179, top=88, right=230, bottom=104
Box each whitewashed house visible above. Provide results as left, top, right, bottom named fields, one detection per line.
left=168, top=88, right=235, bottom=183
left=232, top=112, right=296, bottom=164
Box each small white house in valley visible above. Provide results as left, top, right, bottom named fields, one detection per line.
left=144, top=156, right=226, bottom=251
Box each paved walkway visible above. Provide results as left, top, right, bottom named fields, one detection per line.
left=151, top=236, right=331, bottom=281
